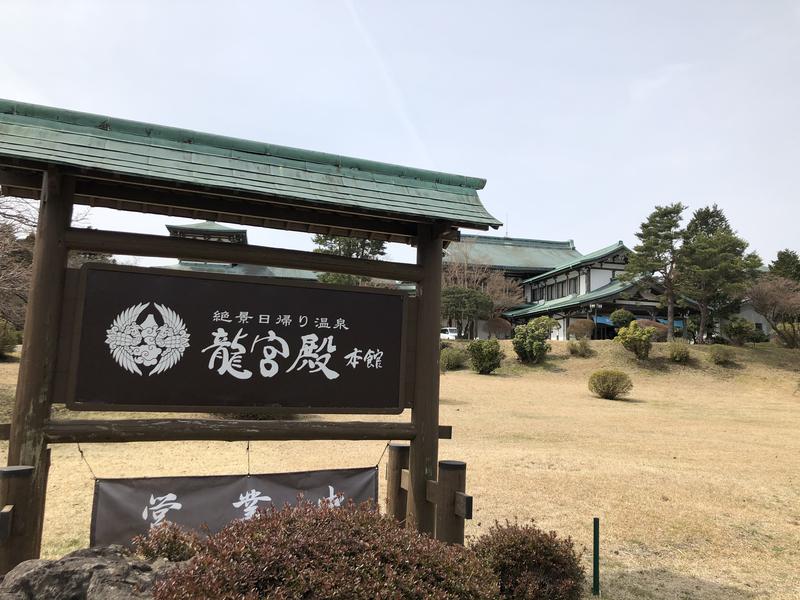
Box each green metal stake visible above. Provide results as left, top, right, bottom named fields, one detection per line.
left=592, top=517, right=600, bottom=596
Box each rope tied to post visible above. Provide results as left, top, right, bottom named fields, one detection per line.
left=76, top=442, right=98, bottom=480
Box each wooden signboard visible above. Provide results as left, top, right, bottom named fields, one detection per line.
left=66, top=265, right=407, bottom=413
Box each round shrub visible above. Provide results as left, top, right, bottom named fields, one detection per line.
left=512, top=317, right=558, bottom=364
left=667, top=340, right=690, bottom=364
left=614, top=321, right=655, bottom=360
left=707, top=344, right=734, bottom=365
left=567, top=337, right=592, bottom=358
left=723, top=317, right=756, bottom=346
left=440, top=346, right=468, bottom=371
left=609, top=308, right=635, bottom=328
left=566, top=319, right=593, bottom=340
left=154, top=501, right=498, bottom=600
left=467, top=339, right=505, bottom=374
left=472, top=521, right=585, bottom=600
left=588, top=369, right=633, bottom=400
left=133, top=521, right=202, bottom=562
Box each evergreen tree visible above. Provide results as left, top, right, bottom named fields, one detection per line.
left=312, top=234, right=387, bottom=286
left=620, top=203, right=685, bottom=340
left=678, top=205, right=761, bottom=343
left=769, top=249, right=800, bottom=282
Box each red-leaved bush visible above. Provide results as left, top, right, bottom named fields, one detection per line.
left=152, top=501, right=497, bottom=599
left=472, top=521, right=585, bottom=600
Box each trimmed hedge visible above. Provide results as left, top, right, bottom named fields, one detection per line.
left=467, top=339, right=505, bottom=374
left=473, top=521, right=585, bottom=600
left=588, top=369, right=633, bottom=400
left=152, top=501, right=498, bottom=599
left=441, top=346, right=468, bottom=371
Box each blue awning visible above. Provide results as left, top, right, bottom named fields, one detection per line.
left=655, top=318, right=684, bottom=328
left=592, top=316, right=613, bottom=326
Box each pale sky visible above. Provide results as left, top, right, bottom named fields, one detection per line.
left=3, top=1, right=799, bottom=266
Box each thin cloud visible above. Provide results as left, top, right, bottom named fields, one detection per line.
left=343, top=0, right=433, bottom=166
left=629, top=63, right=693, bottom=104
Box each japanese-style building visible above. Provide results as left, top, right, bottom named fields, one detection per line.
left=443, top=234, right=581, bottom=280
left=503, top=241, right=690, bottom=339
left=163, top=220, right=318, bottom=280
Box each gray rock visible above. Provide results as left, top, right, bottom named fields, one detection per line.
left=0, top=545, right=176, bottom=600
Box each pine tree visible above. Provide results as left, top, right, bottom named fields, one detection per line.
left=769, top=250, right=800, bottom=282
left=312, top=234, right=387, bottom=286
left=678, top=205, right=761, bottom=343
left=620, top=203, right=685, bottom=341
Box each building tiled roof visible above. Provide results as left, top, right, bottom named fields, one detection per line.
left=0, top=99, right=500, bottom=231
left=503, top=279, right=637, bottom=319
left=445, top=234, right=582, bottom=272
left=522, top=241, right=628, bottom=284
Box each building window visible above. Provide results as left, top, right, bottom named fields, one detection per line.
left=568, top=277, right=577, bottom=294
left=755, top=322, right=763, bottom=331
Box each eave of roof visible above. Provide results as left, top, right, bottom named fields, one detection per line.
left=445, top=235, right=583, bottom=270
left=503, top=279, right=637, bottom=319
left=522, top=241, right=629, bottom=284
left=0, top=99, right=501, bottom=231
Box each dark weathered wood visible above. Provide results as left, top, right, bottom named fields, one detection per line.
left=0, top=506, right=13, bottom=544
left=385, top=443, right=409, bottom=523
left=1, top=168, right=72, bottom=573
left=73, top=178, right=420, bottom=241
left=63, top=228, right=424, bottom=282
left=406, top=225, right=443, bottom=534
left=0, top=423, right=451, bottom=442
left=41, top=420, right=453, bottom=444
left=0, top=167, right=42, bottom=190
left=434, top=460, right=468, bottom=545
left=400, top=468, right=410, bottom=492
left=0, top=467, right=35, bottom=479
left=454, top=491, right=473, bottom=520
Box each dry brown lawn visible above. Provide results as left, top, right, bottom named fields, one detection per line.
left=1, top=341, right=799, bottom=599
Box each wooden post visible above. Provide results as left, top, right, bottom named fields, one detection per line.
left=406, top=225, right=443, bottom=535
left=0, top=168, right=72, bottom=573
left=434, top=460, right=467, bottom=545
left=385, top=443, right=409, bottom=523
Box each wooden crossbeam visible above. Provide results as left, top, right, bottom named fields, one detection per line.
left=63, top=228, right=424, bottom=282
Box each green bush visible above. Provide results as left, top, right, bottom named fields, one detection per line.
left=723, top=317, right=756, bottom=346
left=566, top=319, right=593, bottom=340
left=588, top=369, right=633, bottom=400
left=667, top=340, right=690, bottom=364
left=440, top=346, right=468, bottom=371
left=0, top=320, right=18, bottom=360
left=473, top=521, right=585, bottom=600
left=749, top=328, right=770, bottom=343
left=610, top=308, right=635, bottom=328
left=512, top=317, right=558, bottom=364
left=567, top=337, right=592, bottom=358
left=153, top=501, right=497, bottom=599
left=467, top=339, right=505, bottom=374
left=614, top=321, right=655, bottom=359
left=133, top=521, right=202, bottom=562
left=707, top=344, right=734, bottom=365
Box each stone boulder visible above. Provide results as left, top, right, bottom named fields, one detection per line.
left=0, top=545, right=175, bottom=599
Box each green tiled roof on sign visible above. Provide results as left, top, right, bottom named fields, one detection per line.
left=0, top=99, right=501, bottom=231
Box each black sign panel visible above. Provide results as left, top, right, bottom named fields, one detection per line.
left=67, top=265, right=406, bottom=413
left=90, top=466, right=378, bottom=546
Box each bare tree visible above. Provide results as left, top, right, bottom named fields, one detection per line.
left=747, top=275, right=800, bottom=348
left=0, top=222, right=33, bottom=326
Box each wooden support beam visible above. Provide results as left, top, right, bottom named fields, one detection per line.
left=63, top=228, right=424, bottom=282
left=406, top=225, right=443, bottom=535
left=454, top=491, right=473, bottom=520
left=0, top=506, right=13, bottom=544
left=1, top=168, right=72, bottom=573
left=0, top=167, right=42, bottom=190
left=385, top=443, right=409, bottom=523
left=0, top=423, right=451, bottom=442
left=400, top=468, right=410, bottom=492
left=40, top=420, right=457, bottom=444
left=434, top=460, right=468, bottom=545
